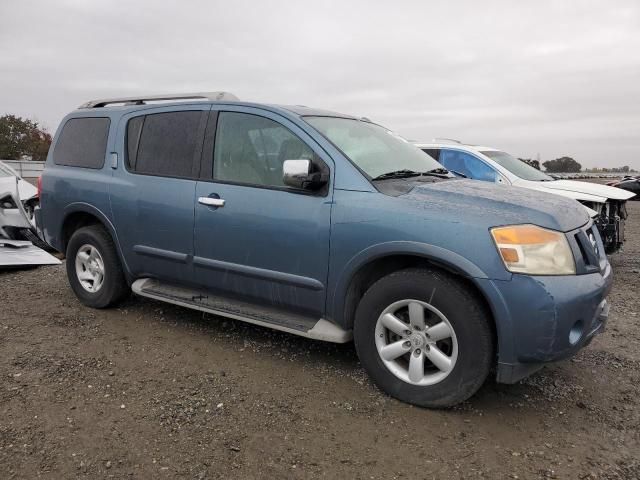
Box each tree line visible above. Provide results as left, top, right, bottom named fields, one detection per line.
left=519, top=156, right=632, bottom=173
left=518, top=156, right=582, bottom=172
left=0, top=114, right=52, bottom=161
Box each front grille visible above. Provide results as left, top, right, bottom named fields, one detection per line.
left=585, top=227, right=600, bottom=259
left=572, top=224, right=605, bottom=274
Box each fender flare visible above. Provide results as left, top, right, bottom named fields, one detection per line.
left=59, top=202, right=133, bottom=280
left=328, top=240, right=492, bottom=327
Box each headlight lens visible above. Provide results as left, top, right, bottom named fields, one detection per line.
left=491, top=224, right=576, bottom=275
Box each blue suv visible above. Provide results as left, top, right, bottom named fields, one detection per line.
left=37, top=92, right=612, bottom=407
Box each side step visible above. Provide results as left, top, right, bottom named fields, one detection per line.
left=131, top=278, right=352, bottom=343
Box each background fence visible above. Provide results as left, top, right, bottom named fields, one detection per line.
left=0, top=160, right=45, bottom=179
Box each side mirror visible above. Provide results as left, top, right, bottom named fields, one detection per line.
left=282, top=159, right=328, bottom=190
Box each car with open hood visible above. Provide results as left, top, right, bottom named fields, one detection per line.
left=415, top=142, right=635, bottom=252
left=37, top=93, right=612, bottom=407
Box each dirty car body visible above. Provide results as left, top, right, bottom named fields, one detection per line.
left=37, top=93, right=613, bottom=406
left=416, top=143, right=635, bottom=253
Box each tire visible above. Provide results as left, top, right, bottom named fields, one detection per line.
left=65, top=225, right=128, bottom=308
left=353, top=268, right=493, bottom=408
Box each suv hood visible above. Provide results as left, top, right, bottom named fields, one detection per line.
left=513, top=178, right=635, bottom=202
left=403, top=179, right=589, bottom=232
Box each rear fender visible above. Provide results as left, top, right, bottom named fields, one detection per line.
left=60, top=202, right=133, bottom=282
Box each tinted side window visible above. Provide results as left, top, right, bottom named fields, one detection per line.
left=53, top=117, right=110, bottom=168
left=127, top=111, right=203, bottom=178
left=214, top=112, right=314, bottom=188
left=126, top=116, right=144, bottom=170
left=440, top=149, right=497, bottom=182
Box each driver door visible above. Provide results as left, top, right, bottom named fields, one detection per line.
left=193, top=108, right=334, bottom=317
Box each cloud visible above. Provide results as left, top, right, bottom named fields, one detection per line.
left=1, top=0, right=639, bottom=167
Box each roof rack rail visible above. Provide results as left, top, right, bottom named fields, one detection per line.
left=78, top=91, right=239, bottom=109
left=433, top=137, right=463, bottom=144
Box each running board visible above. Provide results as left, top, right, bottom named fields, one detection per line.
left=131, top=278, right=352, bottom=343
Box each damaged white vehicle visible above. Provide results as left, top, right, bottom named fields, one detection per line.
left=416, top=142, right=635, bottom=253
left=0, top=173, right=58, bottom=266
left=0, top=160, right=38, bottom=224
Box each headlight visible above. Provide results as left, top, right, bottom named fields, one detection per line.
left=491, top=224, right=576, bottom=275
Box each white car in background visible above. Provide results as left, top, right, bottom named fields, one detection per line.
left=415, top=141, right=635, bottom=253
left=0, top=160, right=38, bottom=224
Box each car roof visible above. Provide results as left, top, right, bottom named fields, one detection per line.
left=73, top=92, right=358, bottom=120
left=413, top=142, right=499, bottom=153
left=274, top=104, right=357, bottom=118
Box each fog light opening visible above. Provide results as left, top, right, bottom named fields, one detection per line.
left=569, top=320, right=584, bottom=345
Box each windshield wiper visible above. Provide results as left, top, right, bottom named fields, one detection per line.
left=372, top=169, right=422, bottom=180
left=446, top=169, right=467, bottom=178
left=422, top=168, right=454, bottom=178
left=373, top=168, right=456, bottom=181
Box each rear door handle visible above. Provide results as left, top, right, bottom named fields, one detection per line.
left=198, top=196, right=225, bottom=207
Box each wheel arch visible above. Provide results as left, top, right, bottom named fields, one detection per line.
left=59, top=203, right=132, bottom=281
left=330, top=242, right=496, bottom=333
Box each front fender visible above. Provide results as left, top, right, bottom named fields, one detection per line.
left=327, top=240, right=499, bottom=327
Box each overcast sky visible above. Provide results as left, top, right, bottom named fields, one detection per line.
left=1, top=0, right=639, bottom=168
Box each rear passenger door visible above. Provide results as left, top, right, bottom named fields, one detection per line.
left=110, top=105, right=210, bottom=284
left=192, top=107, right=333, bottom=317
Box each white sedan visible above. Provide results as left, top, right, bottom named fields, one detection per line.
left=415, top=142, right=635, bottom=253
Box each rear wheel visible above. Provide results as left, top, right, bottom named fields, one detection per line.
left=66, top=225, right=128, bottom=308
left=354, top=268, right=494, bottom=408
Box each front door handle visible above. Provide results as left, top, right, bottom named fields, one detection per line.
left=198, top=196, right=225, bottom=207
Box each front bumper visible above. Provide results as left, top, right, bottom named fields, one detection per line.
left=476, top=261, right=613, bottom=384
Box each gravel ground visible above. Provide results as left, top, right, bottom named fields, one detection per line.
left=1, top=201, right=639, bottom=479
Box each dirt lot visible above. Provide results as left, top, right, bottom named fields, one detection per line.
left=1, top=202, right=639, bottom=480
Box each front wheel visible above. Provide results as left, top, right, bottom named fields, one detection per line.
left=354, top=268, right=494, bottom=408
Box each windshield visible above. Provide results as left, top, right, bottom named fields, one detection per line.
left=305, top=117, right=442, bottom=178
left=480, top=150, right=552, bottom=182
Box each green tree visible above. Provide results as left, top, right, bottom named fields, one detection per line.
left=0, top=114, right=52, bottom=161
left=542, top=156, right=581, bottom=173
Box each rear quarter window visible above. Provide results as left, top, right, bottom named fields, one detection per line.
left=53, top=117, right=110, bottom=168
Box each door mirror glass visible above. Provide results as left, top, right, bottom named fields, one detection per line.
left=283, top=159, right=328, bottom=190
